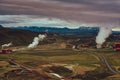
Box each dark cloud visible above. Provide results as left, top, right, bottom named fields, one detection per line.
left=53, top=0, right=120, bottom=13
left=0, top=0, right=120, bottom=26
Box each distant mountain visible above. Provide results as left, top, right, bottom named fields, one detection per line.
left=10, top=26, right=99, bottom=35
left=112, top=31, right=120, bottom=35
left=10, top=26, right=120, bottom=36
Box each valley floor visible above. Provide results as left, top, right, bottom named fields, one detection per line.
left=0, top=47, right=120, bottom=80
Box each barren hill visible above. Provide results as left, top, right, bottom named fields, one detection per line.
left=0, top=26, right=39, bottom=46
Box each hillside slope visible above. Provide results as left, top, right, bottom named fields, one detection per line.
left=0, top=26, right=39, bottom=46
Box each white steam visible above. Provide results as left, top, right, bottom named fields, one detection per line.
left=96, top=27, right=112, bottom=48
left=28, top=34, right=46, bottom=48
left=2, top=42, right=12, bottom=49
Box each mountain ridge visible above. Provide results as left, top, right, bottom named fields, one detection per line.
left=10, top=26, right=120, bottom=35
left=10, top=26, right=99, bottom=35
left=0, top=25, right=120, bottom=46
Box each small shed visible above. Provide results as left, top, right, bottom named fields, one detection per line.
left=114, top=43, right=120, bottom=51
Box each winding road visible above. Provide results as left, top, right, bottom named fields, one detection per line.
left=74, top=49, right=119, bottom=74
left=95, top=53, right=119, bottom=74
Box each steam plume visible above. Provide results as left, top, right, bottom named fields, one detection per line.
left=96, top=27, right=112, bottom=48
left=2, top=42, right=12, bottom=49
left=28, top=34, right=46, bottom=48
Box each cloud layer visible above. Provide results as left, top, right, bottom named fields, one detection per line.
left=0, top=0, right=120, bottom=27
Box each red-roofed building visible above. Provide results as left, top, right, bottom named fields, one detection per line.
left=0, top=49, right=12, bottom=54
left=114, top=43, right=120, bottom=51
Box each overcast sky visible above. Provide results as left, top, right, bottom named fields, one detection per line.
left=0, top=0, right=120, bottom=29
